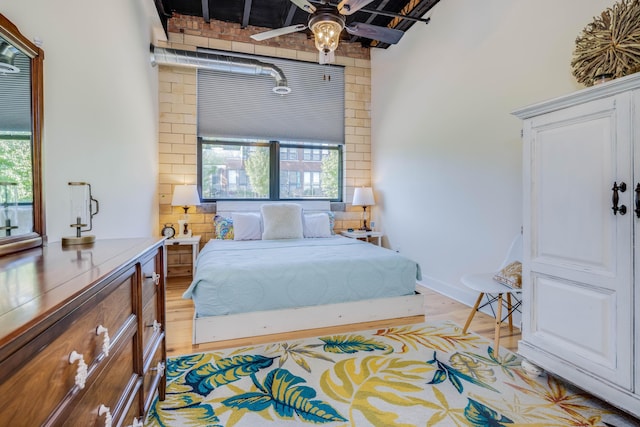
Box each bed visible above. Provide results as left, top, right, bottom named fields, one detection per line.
left=183, top=201, right=424, bottom=345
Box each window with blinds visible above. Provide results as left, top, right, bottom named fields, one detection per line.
left=197, top=49, right=344, bottom=143
left=197, top=51, right=345, bottom=202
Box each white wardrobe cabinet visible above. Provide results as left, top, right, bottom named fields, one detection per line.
left=513, top=72, right=640, bottom=418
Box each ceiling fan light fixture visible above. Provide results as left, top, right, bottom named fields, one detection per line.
left=309, top=10, right=345, bottom=54
left=0, top=41, right=20, bottom=74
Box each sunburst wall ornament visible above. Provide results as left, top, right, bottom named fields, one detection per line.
left=571, top=0, right=640, bottom=86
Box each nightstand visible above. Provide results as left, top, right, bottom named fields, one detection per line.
left=340, top=230, right=383, bottom=246
left=163, top=235, right=201, bottom=279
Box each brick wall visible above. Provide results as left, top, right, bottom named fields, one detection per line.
left=158, top=15, right=374, bottom=263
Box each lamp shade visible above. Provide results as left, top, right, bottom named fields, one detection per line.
left=352, top=187, right=375, bottom=206
left=171, top=185, right=201, bottom=207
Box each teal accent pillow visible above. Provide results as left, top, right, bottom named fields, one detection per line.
left=327, top=211, right=336, bottom=234
left=214, top=215, right=234, bottom=240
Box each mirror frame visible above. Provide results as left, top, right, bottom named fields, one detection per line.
left=0, top=14, right=45, bottom=256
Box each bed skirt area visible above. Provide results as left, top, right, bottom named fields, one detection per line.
left=192, top=291, right=425, bottom=344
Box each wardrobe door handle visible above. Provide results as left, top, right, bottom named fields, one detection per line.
left=635, top=183, right=640, bottom=218
left=612, top=181, right=627, bottom=215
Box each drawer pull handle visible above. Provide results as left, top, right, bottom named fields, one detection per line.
left=152, top=361, right=166, bottom=378
left=146, top=272, right=161, bottom=285
left=148, top=319, right=161, bottom=332
left=96, top=325, right=110, bottom=357
left=126, top=418, right=143, bottom=427
left=68, top=351, right=88, bottom=389
left=98, top=404, right=112, bottom=427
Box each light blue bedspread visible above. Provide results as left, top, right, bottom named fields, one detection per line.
left=183, top=236, right=421, bottom=317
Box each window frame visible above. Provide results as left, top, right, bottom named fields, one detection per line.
left=198, top=138, right=343, bottom=203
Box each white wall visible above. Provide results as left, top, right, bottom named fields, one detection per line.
left=371, top=0, right=616, bottom=304
left=3, top=0, right=161, bottom=242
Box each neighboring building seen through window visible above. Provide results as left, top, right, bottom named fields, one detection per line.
left=199, top=139, right=342, bottom=201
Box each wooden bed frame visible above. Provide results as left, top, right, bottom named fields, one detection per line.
left=191, top=201, right=425, bottom=345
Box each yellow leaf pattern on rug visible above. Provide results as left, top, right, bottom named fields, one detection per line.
left=449, top=352, right=496, bottom=384
left=145, top=321, right=637, bottom=427
left=374, top=321, right=484, bottom=353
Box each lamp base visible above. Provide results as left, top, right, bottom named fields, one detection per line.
left=62, top=235, right=96, bottom=246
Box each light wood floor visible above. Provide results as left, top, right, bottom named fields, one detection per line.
left=165, top=276, right=521, bottom=357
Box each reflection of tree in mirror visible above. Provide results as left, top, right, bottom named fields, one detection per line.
left=0, top=138, right=32, bottom=202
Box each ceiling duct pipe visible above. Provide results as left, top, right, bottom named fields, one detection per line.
left=150, top=46, right=291, bottom=95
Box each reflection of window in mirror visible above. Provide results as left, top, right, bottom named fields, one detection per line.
left=0, top=34, right=33, bottom=238
left=0, top=13, right=45, bottom=256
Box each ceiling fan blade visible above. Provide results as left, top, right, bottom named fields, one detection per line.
left=289, top=0, right=316, bottom=13
left=345, top=23, right=404, bottom=44
left=337, top=0, right=375, bottom=15
left=250, top=24, right=307, bottom=41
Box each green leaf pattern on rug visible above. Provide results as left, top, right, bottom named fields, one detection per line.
left=146, top=321, right=635, bottom=426
left=185, top=355, right=275, bottom=396
left=166, top=353, right=213, bottom=382
left=464, top=398, right=513, bottom=426
left=265, top=342, right=335, bottom=373
left=320, top=355, right=434, bottom=426
left=146, top=393, right=221, bottom=427
left=467, top=346, right=521, bottom=379
left=223, top=368, right=347, bottom=423
left=319, top=334, right=391, bottom=354
left=427, top=351, right=499, bottom=394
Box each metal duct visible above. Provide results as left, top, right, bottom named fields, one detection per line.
left=150, top=46, right=291, bottom=95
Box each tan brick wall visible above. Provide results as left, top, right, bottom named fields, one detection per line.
left=158, top=15, right=373, bottom=249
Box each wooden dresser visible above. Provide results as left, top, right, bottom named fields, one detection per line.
left=0, top=238, right=166, bottom=426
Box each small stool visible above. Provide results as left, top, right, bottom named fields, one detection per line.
left=461, top=272, right=522, bottom=352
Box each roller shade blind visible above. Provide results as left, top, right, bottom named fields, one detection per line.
left=0, top=51, right=31, bottom=134
left=197, top=51, right=344, bottom=144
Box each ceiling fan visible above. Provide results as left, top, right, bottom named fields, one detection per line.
left=250, top=0, right=405, bottom=64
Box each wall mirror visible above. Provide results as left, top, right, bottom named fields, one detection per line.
left=0, top=14, right=44, bottom=256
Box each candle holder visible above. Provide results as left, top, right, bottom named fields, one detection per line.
left=62, top=182, right=99, bottom=246
left=0, top=181, right=18, bottom=237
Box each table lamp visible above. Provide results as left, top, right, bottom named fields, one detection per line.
left=171, top=184, right=200, bottom=238
left=352, top=187, right=375, bottom=231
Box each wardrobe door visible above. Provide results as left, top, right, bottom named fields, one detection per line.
left=633, top=88, right=640, bottom=395
left=522, top=93, right=633, bottom=389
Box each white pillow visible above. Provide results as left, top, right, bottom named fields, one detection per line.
left=303, top=213, right=332, bottom=238
left=261, top=203, right=303, bottom=240
left=232, top=212, right=262, bottom=240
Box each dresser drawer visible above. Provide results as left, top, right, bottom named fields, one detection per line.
left=141, top=251, right=161, bottom=308
left=121, top=384, right=144, bottom=427
left=142, top=336, right=166, bottom=413
left=141, top=294, right=160, bottom=355
left=0, top=268, right=135, bottom=425
left=64, top=332, right=138, bottom=427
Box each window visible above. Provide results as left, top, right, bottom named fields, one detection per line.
left=196, top=51, right=345, bottom=203
left=199, top=139, right=342, bottom=202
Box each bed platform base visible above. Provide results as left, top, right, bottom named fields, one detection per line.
left=192, top=292, right=425, bottom=345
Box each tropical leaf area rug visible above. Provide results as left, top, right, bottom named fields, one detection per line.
left=146, top=320, right=639, bottom=427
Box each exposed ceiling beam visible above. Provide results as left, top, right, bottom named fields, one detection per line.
left=242, top=0, right=253, bottom=28
left=202, top=0, right=210, bottom=23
